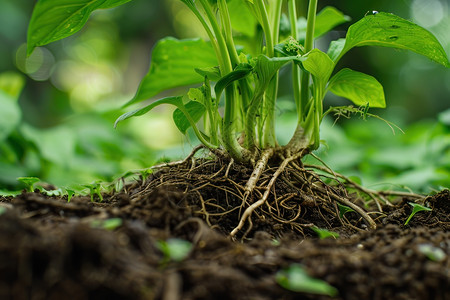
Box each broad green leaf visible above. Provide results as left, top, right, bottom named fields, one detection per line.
left=297, top=6, right=350, bottom=39
left=195, top=66, right=221, bottom=81
left=328, top=68, right=386, bottom=108
left=276, top=264, right=338, bottom=296
left=27, top=0, right=133, bottom=55
left=327, top=38, right=346, bottom=62
left=0, top=72, right=24, bottom=141
left=335, top=12, right=450, bottom=67
left=254, top=55, right=304, bottom=88
left=115, top=96, right=184, bottom=127
left=302, top=49, right=334, bottom=85
left=126, top=38, right=217, bottom=107
left=173, top=100, right=206, bottom=134
left=228, top=0, right=257, bottom=36
left=214, top=63, right=253, bottom=102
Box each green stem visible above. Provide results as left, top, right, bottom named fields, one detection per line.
left=254, top=0, right=274, bottom=57
left=287, top=0, right=318, bottom=153
left=218, top=0, right=240, bottom=66
left=288, top=0, right=301, bottom=115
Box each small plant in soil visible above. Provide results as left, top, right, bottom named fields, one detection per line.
left=404, top=202, right=432, bottom=226
left=27, top=1, right=449, bottom=236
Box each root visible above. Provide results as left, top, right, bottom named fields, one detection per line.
left=230, top=150, right=305, bottom=238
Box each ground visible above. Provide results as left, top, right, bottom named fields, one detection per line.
left=0, top=159, right=449, bottom=300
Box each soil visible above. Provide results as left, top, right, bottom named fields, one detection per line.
left=0, top=158, right=449, bottom=300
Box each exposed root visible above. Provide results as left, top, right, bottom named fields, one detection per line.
left=125, top=146, right=417, bottom=240
left=230, top=151, right=305, bottom=238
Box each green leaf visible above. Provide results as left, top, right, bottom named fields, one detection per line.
left=328, top=68, right=386, bottom=108
left=115, top=96, right=184, bottom=127
left=276, top=264, right=338, bottom=296
left=302, top=49, right=334, bottom=86
left=195, top=66, right=221, bottom=81
left=311, top=226, right=340, bottom=239
left=214, top=63, right=253, bottom=102
left=404, top=202, right=432, bottom=226
left=157, top=238, right=192, bottom=262
left=173, top=100, right=206, bottom=134
left=418, top=244, right=446, bottom=262
left=335, top=12, right=450, bottom=67
left=337, top=203, right=355, bottom=219
left=298, top=6, right=350, bottom=39
left=327, top=38, right=346, bottom=62
left=126, top=38, right=217, bottom=107
left=17, top=177, right=40, bottom=192
left=27, top=0, right=133, bottom=55
left=228, top=0, right=257, bottom=36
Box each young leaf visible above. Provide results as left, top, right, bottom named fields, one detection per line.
left=17, top=177, right=40, bottom=193
left=214, top=63, right=253, bottom=102
left=125, top=38, right=217, bottom=107
left=334, top=12, right=450, bottom=67
left=404, top=202, right=432, bottom=226
left=27, top=0, right=133, bottom=55
left=311, top=226, right=340, bottom=239
left=157, top=238, right=192, bottom=262
left=328, top=68, right=386, bottom=108
left=276, top=264, right=338, bottom=296
left=173, top=101, right=206, bottom=134
left=115, top=96, right=184, bottom=127
left=302, top=49, right=334, bottom=86
left=417, top=244, right=446, bottom=262
left=337, top=203, right=355, bottom=219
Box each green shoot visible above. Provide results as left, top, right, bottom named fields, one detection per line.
left=156, top=238, right=192, bottom=264
left=311, top=226, right=339, bottom=239
left=66, top=189, right=75, bottom=203
left=417, top=244, right=446, bottom=262
left=337, top=203, right=355, bottom=219
left=276, top=264, right=338, bottom=296
left=404, top=202, right=432, bottom=226
left=82, top=181, right=104, bottom=202
left=17, top=177, right=40, bottom=193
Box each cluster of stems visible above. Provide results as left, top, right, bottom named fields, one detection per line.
left=183, top=0, right=320, bottom=162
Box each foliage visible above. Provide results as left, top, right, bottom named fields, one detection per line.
left=404, top=202, right=432, bottom=226
left=417, top=243, right=446, bottom=262
left=276, top=264, right=338, bottom=296
left=311, top=226, right=339, bottom=239
left=26, top=0, right=449, bottom=165
left=156, top=238, right=192, bottom=263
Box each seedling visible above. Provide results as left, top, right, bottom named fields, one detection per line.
left=276, top=264, right=338, bottom=296
left=311, top=226, right=339, bottom=239
left=17, top=177, right=40, bottom=193
left=337, top=203, right=355, bottom=219
left=66, top=188, right=76, bottom=203
left=156, top=238, right=192, bottom=264
left=417, top=244, right=446, bottom=262
left=82, top=181, right=104, bottom=202
left=404, top=202, right=432, bottom=226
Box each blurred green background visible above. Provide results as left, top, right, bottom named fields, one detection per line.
left=0, top=0, right=449, bottom=193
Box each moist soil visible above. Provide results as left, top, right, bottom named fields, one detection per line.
left=0, top=159, right=449, bottom=300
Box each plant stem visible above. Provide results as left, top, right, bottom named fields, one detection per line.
left=287, top=0, right=318, bottom=153
left=288, top=0, right=301, bottom=114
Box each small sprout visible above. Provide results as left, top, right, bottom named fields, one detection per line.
left=311, top=226, right=340, bottom=239
left=157, top=238, right=192, bottom=263
left=418, top=244, right=446, bottom=262
left=404, top=202, right=432, bottom=226
left=91, top=218, right=123, bottom=231
left=82, top=181, right=104, bottom=202
left=66, top=189, right=75, bottom=203
left=272, top=239, right=281, bottom=246
left=337, top=203, right=355, bottom=219
left=17, top=177, right=40, bottom=192
left=276, top=264, right=338, bottom=297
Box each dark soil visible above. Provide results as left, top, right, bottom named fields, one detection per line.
left=0, top=160, right=449, bottom=300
